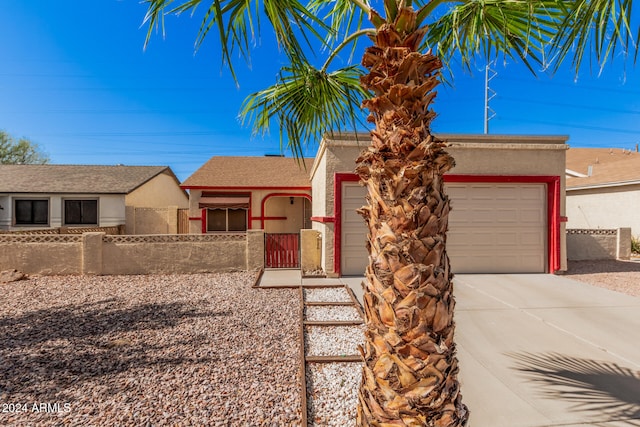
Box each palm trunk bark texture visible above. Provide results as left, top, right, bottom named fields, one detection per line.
left=355, top=6, right=469, bottom=427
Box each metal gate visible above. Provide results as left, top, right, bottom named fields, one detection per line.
left=265, top=233, right=300, bottom=268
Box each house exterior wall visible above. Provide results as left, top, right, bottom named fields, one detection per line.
left=0, top=193, right=125, bottom=231
left=310, top=133, right=568, bottom=275
left=186, top=188, right=311, bottom=234
left=566, top=184, right=640, bottom=238
left=125, top=172, right=188, bottom=208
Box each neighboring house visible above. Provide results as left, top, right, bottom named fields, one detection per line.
left=566, top=147, right=640, bottom=238
left=185, top=133, right=569, bottom=275
left=0, top=165, right=188, bottom=232
left=181, top=156, right=313, bottom=234
left=310, top=133, right=569, bottom=276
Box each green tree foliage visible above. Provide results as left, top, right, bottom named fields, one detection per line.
left=0, top=130, right=50, bottom=164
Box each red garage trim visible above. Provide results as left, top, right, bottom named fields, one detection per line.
left=333, top=173, right=562, bottom=275
left=260, top=193, right=312, bottom=229
left=334, top=173, right=362, bottom=276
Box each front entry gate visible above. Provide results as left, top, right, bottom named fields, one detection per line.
left=265, top=233, right=300, bottom=268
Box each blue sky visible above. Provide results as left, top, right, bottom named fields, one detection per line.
left=2, top=1, right=640, bottom=181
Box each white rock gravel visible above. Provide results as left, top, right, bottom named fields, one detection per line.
left=303, top=288, right=352, bottom=303
left=304, top=326, right=365, bottom=357
left=306, top=362, right=361, bottom=427
left=305, top=306, right=362, bottom=322
left=0, top=272, right=302, bottom=426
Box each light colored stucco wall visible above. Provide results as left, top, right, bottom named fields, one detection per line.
left=125, top=172, right=188, bottom=208
left=0, top=236, right=82, bottom=274
left=310, top=133, right=569, bottom=275
left=0, top=233, right=258, bottom=275
left=0, top=193, right=125, bottom=231
left=187, top=189, right=311, bottom=234
left=0, top=196, right=11, bottom=228
left=566, top=185, right=640, bottom=238
left=264, top=196, right=307, bottom=233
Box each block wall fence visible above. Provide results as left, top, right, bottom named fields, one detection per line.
left=0, top=231, right=266, bottom=275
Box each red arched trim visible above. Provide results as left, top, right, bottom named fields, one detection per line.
left=260, top=193, right=312, bottom=230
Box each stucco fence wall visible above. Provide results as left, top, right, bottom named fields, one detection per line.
left=566, top=228, right=631, bottom=261
left=125, top=206, right=189, bottom=235
left=0, top=231, right=265, bottom=275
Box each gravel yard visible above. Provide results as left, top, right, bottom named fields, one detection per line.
left=564, top=259, right=640, bottom=297
left=0, top=272, right=302, bottom=426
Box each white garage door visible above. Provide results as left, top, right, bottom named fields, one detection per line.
left=341, top=183, right=369, bottom=276
left=340, top=181, right=547, bottom=275
left=446, top=183, right=546, bottom=273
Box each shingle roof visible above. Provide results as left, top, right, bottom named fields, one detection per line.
left=0, top=165, right=172, bottom=194
left=181, top=156, right=313, bottom=188
left=566, top=148, right=640, bottom=189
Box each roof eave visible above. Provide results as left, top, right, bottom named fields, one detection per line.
left=567, top=180, right=640, bottom=191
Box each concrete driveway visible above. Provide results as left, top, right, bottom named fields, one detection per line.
left=454, top=274, right=640, bottom=427
left=263, top=270, right=640, bottom=425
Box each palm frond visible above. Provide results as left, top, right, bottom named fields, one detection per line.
left=549, top=0, right=638, bottom=74
left=307, top=0, right=369, bottom=53
left=426, top=0, right=565, bottom=75
left=240, top=59, right=370, bottom=158
left=142, top=0, right=328, bottom=82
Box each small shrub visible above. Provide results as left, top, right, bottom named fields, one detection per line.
left=632, top=236, right=640, bottom=255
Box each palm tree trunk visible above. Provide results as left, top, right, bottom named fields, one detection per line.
left=355, top=6, right=469, bottom=427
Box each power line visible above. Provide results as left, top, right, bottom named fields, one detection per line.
left=497, top=96, right=640, bottom=116
left=497, top=116, right=640, bottom=135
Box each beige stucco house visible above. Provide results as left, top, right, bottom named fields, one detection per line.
left=310, top=133, right=569, bottom=276
left=566, top=147, right=640, bottom=238
left=181, top=156, right=313, bottom=234
left=0, top=165, right=187, bottom=233
left=185, top=133, right=569, bottom=275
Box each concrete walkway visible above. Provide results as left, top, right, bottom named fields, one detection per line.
left=258, top=270, right=640, bottom=426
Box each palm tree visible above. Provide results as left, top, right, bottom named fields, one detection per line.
left=142, top=1, right=637, bottom=425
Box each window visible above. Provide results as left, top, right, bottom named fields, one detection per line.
left=207, top=208, right=247, bottom=232
left=64, top=199, right=98, bottom=225
left=14, top=199, right=49, bottom=225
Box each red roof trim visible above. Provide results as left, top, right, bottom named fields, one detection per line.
left=181, top=185, right=311, bottom=191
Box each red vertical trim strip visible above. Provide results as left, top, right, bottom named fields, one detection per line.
left=201, top=208, right=207, bottom=234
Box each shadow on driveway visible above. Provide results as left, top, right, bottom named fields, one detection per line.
left=509, top=352, right=640, bottom=420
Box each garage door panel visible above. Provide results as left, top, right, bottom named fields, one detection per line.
left=446, top=182, right=546, bottom=273
left=341, top=183, right=370, bottom=276
left=341, top=181, right=547, bottom=275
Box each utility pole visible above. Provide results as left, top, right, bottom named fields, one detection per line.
left=484, top=61, right=497, bottom=134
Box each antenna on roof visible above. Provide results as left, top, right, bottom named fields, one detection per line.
left=484, top=60, right=497, bottom=134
